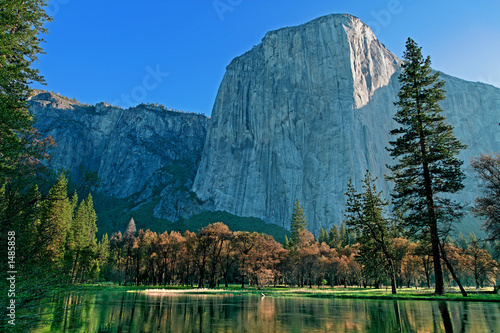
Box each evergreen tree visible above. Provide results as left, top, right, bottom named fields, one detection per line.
left=284, top=235, right=290, bottom=249
left=471, top=153, right=500, bottom=241
left=339, top=222, right=350, bottom=247
left=328, top=225, right=341, bottom=248
left=38, top=174, right=72, bottom=264
left=97, top=233, right=111, bottom=280
left=125, top=217, right=137, bottom=241
left=0, top=0, right=52, bottom=183
left=457, top=232, right=468, bottom=250
left=69, top=193, right=98, bottom=282
left=318, top=226, right=329, bottom=244
left=345, top=172, right=398, bottom=294
left=290, top=199, right=307, bottom=246
left=123, top=218, right=137, bottom=285
left=386, top=38, right=466, bottom=295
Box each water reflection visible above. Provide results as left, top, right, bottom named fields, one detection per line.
left=29, top=291, right=500, bottom=332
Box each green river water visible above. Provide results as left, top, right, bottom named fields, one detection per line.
left=28, top=291, right=500, bottom=332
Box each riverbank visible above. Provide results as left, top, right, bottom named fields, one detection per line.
left=81, top=284, right=500, bottom=302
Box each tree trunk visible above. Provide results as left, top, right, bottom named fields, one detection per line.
left=383, top=250, right=398, bottom=295
left=418, top=105, right=445, bottom=295
left=429, top=221, right=445, bottom=295
left=440, top=243, right=468, bottom=297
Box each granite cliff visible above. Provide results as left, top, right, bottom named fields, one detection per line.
left=31, top=14, right=500, bottom=235
left=192, top=14, right=500, bottom=234
left=29, top=91, right=209, bottom=222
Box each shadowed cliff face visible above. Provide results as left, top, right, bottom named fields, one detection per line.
left=30, top=91, right=209, bottom=222
left=192, top=14, right=500, bottom=234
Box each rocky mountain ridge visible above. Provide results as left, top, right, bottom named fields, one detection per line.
left=29, top=91, right=209, bottom=222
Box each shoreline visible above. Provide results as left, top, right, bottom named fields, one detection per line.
left=80, top=284, right=500, bottom=303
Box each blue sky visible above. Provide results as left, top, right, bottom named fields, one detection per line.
left=33, top=0, right=500, bottom=115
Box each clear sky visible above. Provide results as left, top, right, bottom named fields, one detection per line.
left=32, top=0, right=500, bottom=115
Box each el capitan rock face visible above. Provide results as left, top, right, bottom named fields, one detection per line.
left=192, top=14, right=500, bottom=233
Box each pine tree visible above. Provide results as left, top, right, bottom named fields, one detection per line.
left=290, top=199, right=307, bottom=246
left=97, top=233, right=110, bottom=280
left=123, top=218, right=137, bottom=285
left=38, top=174, right=72, bottom=264
left=471, top=153, right=500, bottom=241
left=386, top=38, right=466, bottom=295
left=458, top=232, right=468, bottom=250
left=345, top=172, right=398, bottom=294
left=318, top=226, right=329, bottom=244
left=0, top=0, right=52, bottom=183
left=69, top=193, right=98, bottom=282
left=284, top=235, right=290, bottom=249
left=125, top=217, right=137, bottom=242
left=328, top=225, right=341, bottom=248
left=339, top=222, right=349, bottom=247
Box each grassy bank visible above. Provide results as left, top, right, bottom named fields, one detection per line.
left=82, top=284, right=500, bottom=302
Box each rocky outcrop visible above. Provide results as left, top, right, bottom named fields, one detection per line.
left=30, top=91, right=209, bottom=221
left=192, top=14, right=500, bottom=234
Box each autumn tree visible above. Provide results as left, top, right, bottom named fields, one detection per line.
left=194, top=223, right=231, bottom=288
left=288, top=229, right=317, bottom=287
left=139, top=230, right=158, bottom=285
left=233, top=231, right=258, bottom=288
left=466, top=233, right=499, bottom=289
left=471, top=153, right=500, bottom=241
left=386, top=38, right=466, bottom=295
left=400, top=241, right=425, bottom=288
left=243, top=234, right=285, bottom=288
left=204, top=223, right=232, bottom=288
left=297, top=239, right=320, bottom=288
left=181, top=231, right=197, bottom=286
left=220, top=232, right=239, bottom=287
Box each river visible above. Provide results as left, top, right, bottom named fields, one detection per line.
left=29, top=290, right=500, bottom=332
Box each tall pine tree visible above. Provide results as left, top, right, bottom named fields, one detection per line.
left=386, top=38, right=466, bottom=295
left=69, top=193, right=98, bottom=282
left=38, top=173, right=72, bottom=264
left=290, top=199, right=307, bottom=246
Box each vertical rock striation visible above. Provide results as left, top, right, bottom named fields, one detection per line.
left=193, top=14, right=500, bottom=234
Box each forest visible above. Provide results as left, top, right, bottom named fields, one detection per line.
left=103, top=213, right=500, bottom=291
left=8, top=173, right=496, bottom=293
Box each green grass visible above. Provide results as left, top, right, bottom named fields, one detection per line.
left=79, top=284, right=500, bottom=302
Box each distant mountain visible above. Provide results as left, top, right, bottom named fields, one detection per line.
left=29, top=91, right=208, bottom=224
left=192, top=14, right=500, bottom=234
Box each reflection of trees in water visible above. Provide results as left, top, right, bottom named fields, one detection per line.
left=32, top=292, right=500, bottom=332
left=459, top=301, right=469, bottom=333
left=439, top=301, right=454, bottom=333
